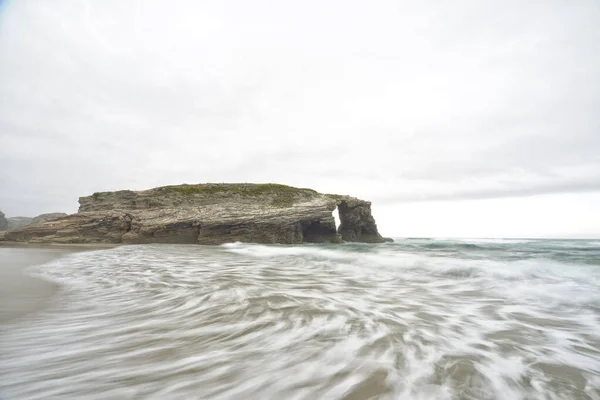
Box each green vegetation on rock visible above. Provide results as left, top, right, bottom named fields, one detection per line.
left=269, top=196, right=296, bottom=208
left=163, top=183, right=314, bottom=195
left=162, top=183, right=317, bottom=207
left=325, top=194, right=344, bottom=202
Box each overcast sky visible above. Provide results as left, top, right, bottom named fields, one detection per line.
left=1, top=0, right=599, bottom=238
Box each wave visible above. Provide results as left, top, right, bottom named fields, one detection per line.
left=219, top=242, right=600, bottom=290
left=1, top=242, right=598, bottom=399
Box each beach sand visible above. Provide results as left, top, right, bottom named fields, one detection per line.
left=0, top=244, right=113, bottom=324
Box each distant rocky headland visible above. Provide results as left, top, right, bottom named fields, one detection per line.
left=0, top=183, right=392, bottom=245
left=0, top=211, right=68, bottom=233
left=4, top=213, right=68, bottom=231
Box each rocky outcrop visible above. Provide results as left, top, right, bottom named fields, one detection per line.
left=4, top=212, right=131, bottom=244
left=5, top=213, right=68, bottom=230
left=0, top=210, right=7, bottom=231
left=2, top=184, right=391, bottom=245
left=31, top=213, right=68, bottom=225
left=7, top=216, right=32, bottom=230
left=337, top=198, right=393, bottom=243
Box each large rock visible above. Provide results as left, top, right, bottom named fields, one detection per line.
left=0, top=210, right=7, bottom=231
left=7, top=216, right=33, bottom=230
left=31, top=213, right=68, bottom=225
left=4, top=212, right=131, bottom=244
left=5, top=213, right=68, bottom=230
left=3, top=184, right=391, bottom=245
left=337, top=198, right=392, bottom=243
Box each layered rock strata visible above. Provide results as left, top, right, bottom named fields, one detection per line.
left=3, top=213, right=68, bottom=231
left=2, top=184, right=391, bottom=245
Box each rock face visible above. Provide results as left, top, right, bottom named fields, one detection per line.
left=2, top=184, right=391, bottom=245
left=7, top=216, right=32, bottom=230
left=5, top=213, right=68, bottom=230
left=338, top=199, right=393, bottom=243
left=31, top=213, right=68, bottom=225
left=0, top=210, right=7, bottom=231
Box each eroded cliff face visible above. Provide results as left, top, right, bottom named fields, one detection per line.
left=4, top=212, right=131, bottom=244
left=337, top=198, right=390, bottom=243
left=2, top=184, right=391, bottom=245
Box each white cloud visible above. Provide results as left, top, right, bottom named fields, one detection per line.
left=374, top=192, right=600, bottom=239
left=0, top=0, right=599, bottom=237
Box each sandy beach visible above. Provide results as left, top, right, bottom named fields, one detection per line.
left=0, top=244, right=113, bottom=324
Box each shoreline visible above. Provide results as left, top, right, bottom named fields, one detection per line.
left=0, top=241, right=120, bottom=249
left=0, top=244, right=113, bottom=324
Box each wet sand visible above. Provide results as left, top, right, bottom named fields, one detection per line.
left=0, top=244, right=114, bottom=323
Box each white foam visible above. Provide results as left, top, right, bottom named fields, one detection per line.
left=3, top=242, right=598, bottom=399
left=457, top=238, right=537, bottom=244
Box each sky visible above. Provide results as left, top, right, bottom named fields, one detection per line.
left=0, top=0, right=599, bottom=238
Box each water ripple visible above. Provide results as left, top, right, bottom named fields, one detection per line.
left=1, top=240, right=600, bottom=399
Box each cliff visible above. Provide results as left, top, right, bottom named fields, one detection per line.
left=2, top=184, right=391, bottom=245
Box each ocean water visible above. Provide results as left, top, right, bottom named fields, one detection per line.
left=1, top=239, right=599, bottom=400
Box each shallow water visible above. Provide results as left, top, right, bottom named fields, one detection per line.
left=1, top=239, right=599, bottom=399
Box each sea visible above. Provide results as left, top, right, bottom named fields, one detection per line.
left=1, top=239, right=599, bottom=400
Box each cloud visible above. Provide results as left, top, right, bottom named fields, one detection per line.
left=374, top=175, right=600, bottom=204
left=0, top=0, right=599, bottom=237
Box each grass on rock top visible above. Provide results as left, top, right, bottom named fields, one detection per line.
left=87, top=184, right=324, bottom=208
left=161, top=183, right=318, bottom=207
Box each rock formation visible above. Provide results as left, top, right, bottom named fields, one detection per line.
left=7, top=216, right=32, bottom=230
left=337, top=198, right=390, bottom=243
left=5, top=213, right=68, bottom=230
left=0, top=210, right=7, bottom=231
left=2, top=184, right=391, bottom=245
left=31, top=213, right=68, bottom=225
